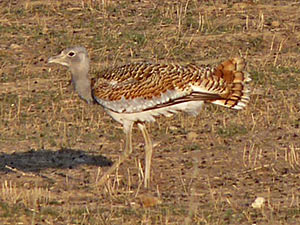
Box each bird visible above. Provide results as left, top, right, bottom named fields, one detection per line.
left=48, top=46, right=251, bottom=188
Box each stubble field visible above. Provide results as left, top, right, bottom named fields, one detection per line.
left=0, top=0, right=300, bottom=224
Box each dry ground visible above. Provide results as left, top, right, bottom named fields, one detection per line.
left=0, top=0, right=300, bottom=224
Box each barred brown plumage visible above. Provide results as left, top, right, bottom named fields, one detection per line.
left=48, top=46, right=251, bottom=188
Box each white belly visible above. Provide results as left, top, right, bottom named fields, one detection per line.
left=106, top=101, right=204, bottom=124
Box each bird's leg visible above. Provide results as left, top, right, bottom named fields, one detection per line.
left=98, top=121, right=133, bottom=186
left=138, top=123, right=153, bottom=188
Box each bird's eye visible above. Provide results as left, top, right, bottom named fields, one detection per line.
left=68, top=51, right=75, bottom=57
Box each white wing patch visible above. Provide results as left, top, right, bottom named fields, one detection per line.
left=106, top=101, right=204, bottom=124
left=94, top=89, right=190, bottom=113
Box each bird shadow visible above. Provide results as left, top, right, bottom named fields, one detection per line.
left=0, top=148, right=112, bottom=173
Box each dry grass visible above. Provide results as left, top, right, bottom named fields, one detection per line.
left=0, top=0, right=300, bottom=224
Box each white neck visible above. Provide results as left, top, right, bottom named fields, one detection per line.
left=70, top=57, right=93, bottom=104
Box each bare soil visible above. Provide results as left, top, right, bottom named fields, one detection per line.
left=0, top=0, right=299, bottom=224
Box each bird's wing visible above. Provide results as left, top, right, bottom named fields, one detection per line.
left=92, top=59, right=250, bottom=113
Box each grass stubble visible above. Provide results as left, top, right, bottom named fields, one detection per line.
left=0, top=0, right=299, bottom=224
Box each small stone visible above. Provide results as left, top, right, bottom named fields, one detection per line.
left=10, top=44, right=21, bottom=49
left=187, top=131, right=198, bottom=141
left=169, top=126, right=177, bottom=131
left=271, top=21, right=280, bottom=27
left=139, top=194, right=162, bottom=208
left=251, top=197, right=265, bottom=209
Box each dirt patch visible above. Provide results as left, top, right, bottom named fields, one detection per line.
left=0, top=0, right=299, bottom=224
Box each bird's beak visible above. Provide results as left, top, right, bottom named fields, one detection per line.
left=48, top=52, right=69, bottom=67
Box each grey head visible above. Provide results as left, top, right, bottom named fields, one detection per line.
left=48, top=46, right=94, bottom=104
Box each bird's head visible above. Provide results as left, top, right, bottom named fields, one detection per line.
left=48, top=46, right=93, bottom=104
left=48, top=46, right=89, bottom=68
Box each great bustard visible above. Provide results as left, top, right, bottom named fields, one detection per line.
left=48, top=46, right=251, bottom=188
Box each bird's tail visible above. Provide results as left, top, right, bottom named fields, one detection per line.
left=210, top=57, right=251, bottom=110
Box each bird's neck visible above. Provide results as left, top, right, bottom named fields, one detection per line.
left=70, top=61, right=94, bottom=104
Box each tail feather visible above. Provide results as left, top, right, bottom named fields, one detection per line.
left=210, top=58, right=251, bottom=110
